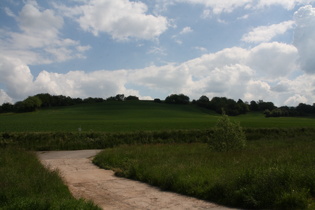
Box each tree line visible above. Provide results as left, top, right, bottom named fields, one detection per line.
left=0, top=93, right=139, bottom=113
left=0, top=93, right=314, bottom=117
left=165, top=94, right=315, bottom=117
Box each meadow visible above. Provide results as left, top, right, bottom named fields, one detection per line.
left=93, top=139, right=315, bottom=209
left=0, top=101, right=315, bottom=132
left=1, top=100, right=315, bottom=209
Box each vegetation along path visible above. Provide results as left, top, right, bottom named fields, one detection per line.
left=37, top=150, right=232, bottom=210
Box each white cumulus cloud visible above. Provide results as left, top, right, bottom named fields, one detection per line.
left=293, top=5, right=315, bottom=74
left=247, top=42, right=299, bottom=78
left=0, top=2, right=90, bottom=65
left=0, top=55, right=35, bottom=100
left=0, top=89, right=13, bottom=104
left=58, top=0, right=169, bottom=41
left=242, top=21, right=295, bottom=43
left=0, top=41, right=311, bottom=106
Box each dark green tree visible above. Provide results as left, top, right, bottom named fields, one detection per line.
left=0, top=103, right=14, bottom=113
left=125, top=95, right=139, bottom=101
left=165, top=94, right=190, bottom=104
left=15, top=96, right=42, bottom=112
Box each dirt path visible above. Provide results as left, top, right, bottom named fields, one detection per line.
left=37, top=150, right=233, bottom=210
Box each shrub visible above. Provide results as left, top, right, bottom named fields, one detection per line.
left=208, top=113, right=246, bottom=152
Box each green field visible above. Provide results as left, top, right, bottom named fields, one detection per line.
left=1, top=100, right=315, bottom=209
left=1, top=100, right=314, bottom=132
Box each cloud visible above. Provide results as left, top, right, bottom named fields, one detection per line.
left=157, top=0, right=313, bottom=16
left=129, top=64, right=192, bottom=94
left=147, top=46, right=167, bottom=56
left=172, top=26, right=193, bottom=44
left=247, top=42, right=299, bottom=78
left=293, top=5, right=315, bottom=74
left=4, top=7, right=16, bottom=18
left=178, top=0, right=252, bottom=14
left=194, top=46, right=208, bottom=52
left=256, top=0, right=314, bottom=10
left=33, top=70, right=134, bottom=99
left=241, top=21, right=295, bottom=43
left=0, top=41, right=312, bottom=106
left=180, top=26, right=193, bottom=34
left=0, top=56, right=35, bottom=100
left=285, top=94, right=308, bottom=105
left=244, top=80, right=272, bottom=102
left=283, top=74, right=315, bottom=104
left=0, top=1, right=90, bottom=65
left=58, top=0, right=169, bottom=41
left=0, top=89, right=13, bottom=104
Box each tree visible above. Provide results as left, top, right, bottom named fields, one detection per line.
left=258, top=100, right=275, bottom=111
left=165, top=94, right=190, bottom=104
left=209, top=97, right=227, bottom=114
left=196, top=95, right=210, bottom=108
left=250, top=100, right=259, bottom=111
left=154, top=98, right=162, bottom=103
left=115, top=94, right=125, bottom=101
left=15, top=96, right=42, bottom=112
left=237, top=99, right=249, bottom=114
left=0, top=103, right=14, bottom=113
left=198, top=95, right=210, bottom=102
left=208, top=112, right=246, bottom=152
left=125, top=95, right=139, bottom=101
left=83, top=97, right=104, bottom=103
left=35, top=93, right=53, bottom=107
left=296, top=103, right=314, bottom=114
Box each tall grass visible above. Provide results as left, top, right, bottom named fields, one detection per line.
left=0, top=147, right=100, bottom=210
left=93, top=137, right=315, bottom=209
left=1, top=128, right=314, bottom=151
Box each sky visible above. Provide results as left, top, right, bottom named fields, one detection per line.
left=0, top=0, right=315, bottom=106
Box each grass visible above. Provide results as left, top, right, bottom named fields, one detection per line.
left=0, top=101, right=315, bottom=132
left=1, top=100, right=315, bottom=209
left=93, top=137, right=315, bottom=209
left=1, top=128, right=314, bottom=151
left=0, top=147, right=100, bottom=210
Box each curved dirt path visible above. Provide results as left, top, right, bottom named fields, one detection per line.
left=37, top=150, right=233, bottom=210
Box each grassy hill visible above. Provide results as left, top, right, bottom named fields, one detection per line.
left=0, top=100, right=314, bottom=132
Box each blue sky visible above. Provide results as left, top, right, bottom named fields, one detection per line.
left=0, top=0, right=315, bottom=106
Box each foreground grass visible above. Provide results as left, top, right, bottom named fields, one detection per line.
left=0, top=147, right=100, bottom=210
left=93, top=138, right=315, bottom=209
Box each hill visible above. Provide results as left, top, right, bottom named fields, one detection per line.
left=0, top=100, right=314, bottom=132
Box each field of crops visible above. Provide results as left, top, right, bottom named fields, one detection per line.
left=0, top=100, right=315, bottom=132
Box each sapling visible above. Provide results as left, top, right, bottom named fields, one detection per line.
left=209, top=112, right=246, bottom=152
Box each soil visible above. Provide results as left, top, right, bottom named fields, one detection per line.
left=37, top=150, right=234, bottom=210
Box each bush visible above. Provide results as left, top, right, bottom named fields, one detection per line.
left=208, top=113, right=246, bottom=152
